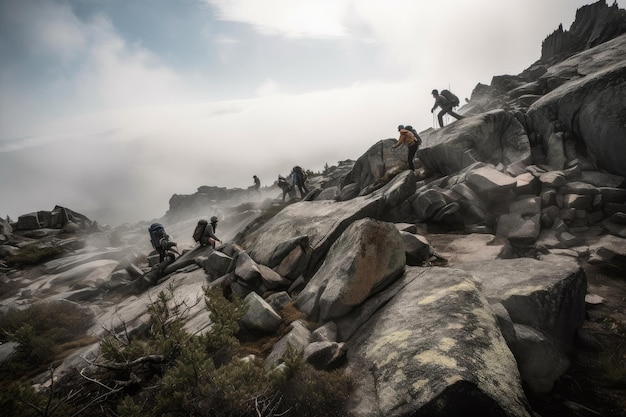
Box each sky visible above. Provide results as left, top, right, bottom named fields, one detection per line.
left=1, top=0, right=623, bottom=226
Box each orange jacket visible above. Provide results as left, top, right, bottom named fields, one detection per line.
left=393, top=129, right=418, bottom=148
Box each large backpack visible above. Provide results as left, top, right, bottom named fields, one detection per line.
left=293, top=166, right=307, bottom=182
left=192, top=219, right=208, bottom=243
left=148, top=223, right=166, bottom=250
left=404, top=125, right=422, bottom=146
left=440, top=89, right=460, bottom=107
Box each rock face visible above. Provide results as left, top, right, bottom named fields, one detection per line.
left=528, top=34, right=626, bottom=177
left=2, top=3, right=626, bottom=416
left=541, top=0, right=626, bottom=62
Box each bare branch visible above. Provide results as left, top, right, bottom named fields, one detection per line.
left=90, top=354, right=166, bottom=371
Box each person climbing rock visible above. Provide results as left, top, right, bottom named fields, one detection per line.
left=392, top=124, right=420, bottom=171
left=431, top=89, right=464, bottom=128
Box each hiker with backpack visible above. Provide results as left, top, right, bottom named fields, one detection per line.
left=431, top=89, right=464, bottom=128
left=253, top=175, right=261, bottom=193
left=193, top=216, right=221, bottom=248
left=392, top=125, right=421, bottom=171
left=290, top=166, right=309, bottom=198
left=148, top=223, right=179, bottom=264
left=277, top=175, right=296, bottom=201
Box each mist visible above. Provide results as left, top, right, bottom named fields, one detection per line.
left=2, top=0, right=621, bottom=226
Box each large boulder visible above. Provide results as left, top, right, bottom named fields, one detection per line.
left=339, top=139, right=405, bottom=191
left=296, top=218, right=406, bottom=321
left=346, top=267, right=532, bottom=417
left=418, top=110, right=531, bottom=175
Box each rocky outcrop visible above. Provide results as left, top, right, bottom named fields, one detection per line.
left=541, top=0, right=626, bottom=62
left=528, top=34, right=626, bottom=177
left=14, top=205, right=94, bottom=231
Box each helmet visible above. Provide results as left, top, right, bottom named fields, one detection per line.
left=431, top=89, right=438, bottom=95
left=397, top=125, right=404, bottom=131
left=210, top=216, right=218, bottom=222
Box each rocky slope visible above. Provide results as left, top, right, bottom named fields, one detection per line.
left=1, top=1, right=626, bottom=416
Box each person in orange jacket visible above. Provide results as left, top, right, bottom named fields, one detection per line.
left=392, top=125, right=420, bottom=171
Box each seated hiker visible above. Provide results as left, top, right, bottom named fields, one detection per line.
left=431, top=89, right=464, bottom=128
left=200, top=216, right=222, bottom=248
left=290, top=166, right=309, bottom=198
left=392, top=124, right=420, bottom=171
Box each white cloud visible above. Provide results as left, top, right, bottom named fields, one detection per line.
left=205, top=0, right=351, bottom=38
left=256, top=79, right=281, bottom=96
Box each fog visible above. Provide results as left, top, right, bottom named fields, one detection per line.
left=1, top=0, right=620, bottom=225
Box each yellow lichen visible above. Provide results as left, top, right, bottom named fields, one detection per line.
left=412, top=379, right=429, bottom=391
left=418, top=281, right=476, bottom=305
left=439, top=337, right=456, bottom=352
left=503, top=285, right=543, bottom=297
left=369, top=330, right=412, bottom=355
left=377, top=351, right=399, bottom=368
left=414, top=350, right=458, bottom=368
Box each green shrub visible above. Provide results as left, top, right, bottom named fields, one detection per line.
left=0, top=301, right=95, bottom=377
left=203, top=286, right=245, bottom=363
left=10, top=324, right=54, bottom=364
left=101, top=287, right=189, bottom=364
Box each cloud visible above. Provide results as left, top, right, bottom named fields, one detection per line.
left=205, top=0, right=351, bottom=38
left=0, top=0, right=204, bottom=141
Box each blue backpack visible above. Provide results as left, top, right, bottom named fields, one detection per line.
left=148, top=223, right=166, bottom=250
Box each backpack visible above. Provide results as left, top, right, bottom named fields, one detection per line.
left=148, top=223, right=166, bottom=250
left=193, top=219, right=208, bottom=243
left=404, top=125, right=422, bottom=146
left=440, top=89, right=460, bottom=107
left=293, top=166, right=307, bottom=182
